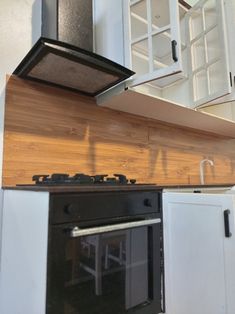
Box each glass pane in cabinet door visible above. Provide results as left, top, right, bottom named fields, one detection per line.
left=151, top=0, right=170, bottom=30
left=131, top=39, right=149, bottom=76
left=189, top=7, right=203, bottom=40
left=191, top=37, right=206, bottom=71
left=209, top=60, right=227, bottom=95
left=130, top=0, right=148, bottom=41
left=206, top=26, right=220, bottom=62
left=152, top=30, right=173, bottom=71
left=193, top=69, right=208, bottom=101
left=204, top=0, right=217, bottom=30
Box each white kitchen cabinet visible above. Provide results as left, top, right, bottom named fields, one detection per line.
left=122, top=0, right=183, bottom=87
left=0, top=190, right=49, bottom=314
left=126, top=0, right=232, bottom=107
left=94, top=1, right=235, bottom=135
left=196, top=1, right=235, bottom=117
left=163, top=191, right=235, bottom=314
left=95, top=0, right=231, bottom=101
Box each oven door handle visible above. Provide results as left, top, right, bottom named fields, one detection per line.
left=70, top=218, right=161, bottom=237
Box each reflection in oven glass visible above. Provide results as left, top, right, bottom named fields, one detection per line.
left=63, top=228, right=149, bottom=314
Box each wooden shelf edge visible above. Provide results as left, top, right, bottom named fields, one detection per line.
left=97, top=89, right=235, bottom=138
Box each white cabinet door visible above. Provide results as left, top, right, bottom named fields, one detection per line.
left=123, top=0, right=183, bottom=86
left=163, top=192, right=235, bottom=314
left=0, top=190, right=49, bottom=314
left=186, top=0, right=231, bottom=108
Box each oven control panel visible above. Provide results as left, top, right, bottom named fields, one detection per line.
left=49, top=190, right=161, bottom=224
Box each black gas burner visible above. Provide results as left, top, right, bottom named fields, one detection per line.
left=32, top=173, right=137, bottom=185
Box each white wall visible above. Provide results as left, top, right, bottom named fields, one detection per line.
left=93, top=0, right=124, bottom=65
left=0, top=0, right=41, bottom=185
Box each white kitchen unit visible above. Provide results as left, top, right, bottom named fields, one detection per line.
left=0, top=190, right=49, bottom=314
left=127, top=0, right=231, bottom=108
left=163, top=189, right=235, bottom=314
left=122, top=0, right=183, bottom=88
left=94, top=0, right=235, bottom=137
left=95, top=0, right=232, bottom=108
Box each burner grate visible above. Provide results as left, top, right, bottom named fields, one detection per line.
left=32, top=173, right=136, bottom=185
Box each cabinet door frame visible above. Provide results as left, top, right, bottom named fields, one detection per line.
left=186, top=0, right=231, bottom=108
left=163, top=192, right=235, bottom=314
left=123, top=0, right=183, bottom=87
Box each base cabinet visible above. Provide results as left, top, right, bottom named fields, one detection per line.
left=163, top=192, right=235, bottom=314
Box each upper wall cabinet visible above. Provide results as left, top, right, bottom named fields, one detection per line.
left=94, top=0, right=232, bottom=108
left=94, top=0, right=235, bottom=135
left=125, top=0, right=232, bottom=108
left=122, top=0, right=183, bottom=87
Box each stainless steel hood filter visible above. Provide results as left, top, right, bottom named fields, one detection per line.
left=13, top=0, right=134, bottom=96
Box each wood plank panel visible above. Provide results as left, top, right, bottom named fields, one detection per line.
left=3, top=76, right=235, bottom=186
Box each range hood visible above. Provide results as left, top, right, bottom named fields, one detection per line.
left=13, top=0, right=134, bottom=97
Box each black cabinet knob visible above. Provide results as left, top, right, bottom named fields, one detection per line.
left=144, top=198, right=152, bottom=207
left=64, top=203, right=76, bottom=215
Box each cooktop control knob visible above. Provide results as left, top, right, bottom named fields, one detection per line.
left=130, top=179, right=136, bottom=184
left=144, top=198, right=152, bottom=207
left=64, top=203, right=76, bottom=215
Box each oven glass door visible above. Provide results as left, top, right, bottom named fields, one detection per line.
left=47, top=219, right=162, bottom=314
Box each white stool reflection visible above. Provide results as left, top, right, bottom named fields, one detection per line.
left=80, top=231, right=126, bottom=295
left=80, top=227, right=148, bottom=310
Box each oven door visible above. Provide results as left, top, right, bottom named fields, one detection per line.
left=46, top=218, right=163, bottom=314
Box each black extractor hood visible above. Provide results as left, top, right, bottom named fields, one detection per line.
left=13, top=0, right=134, bottom=97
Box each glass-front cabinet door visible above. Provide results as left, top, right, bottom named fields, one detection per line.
left=123, top=0, right=183, bottom=87
left=186, top=0, right=231, bottom=108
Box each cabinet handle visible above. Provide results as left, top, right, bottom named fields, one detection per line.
left=224, top=209, right=232, bottom=238
left=171, top=40, right=178, bottom=62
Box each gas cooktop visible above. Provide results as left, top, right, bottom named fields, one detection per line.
left=31, top=173, right=137, bottom=185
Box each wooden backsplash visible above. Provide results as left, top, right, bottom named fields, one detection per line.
left=3, top=76, right=235, bottom=186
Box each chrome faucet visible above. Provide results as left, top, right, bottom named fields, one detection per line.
left=200, top=159, right=214, bottom=185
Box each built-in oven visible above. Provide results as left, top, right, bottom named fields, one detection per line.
left=46, top=189, right=164, bottom=314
